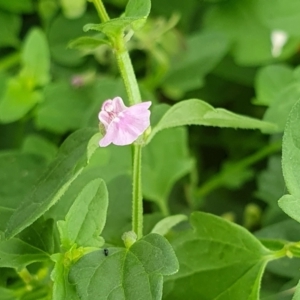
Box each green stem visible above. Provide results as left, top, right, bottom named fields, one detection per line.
left=91, top=0, right=110, bottom=22
left=132, top=145, right=143, bottom=239
left=193, top=141, right=282, bottom=207
left=91, top=0, right=144, bottom=238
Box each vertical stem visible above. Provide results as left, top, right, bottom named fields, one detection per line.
left=91, top=0, right=110, bottom=22
left=132, top=145, right=143, bottom=239
left=91, top=0, right=144, bottom=238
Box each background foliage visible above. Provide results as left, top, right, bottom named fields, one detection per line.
left=1, top=0, right=300, bottom=299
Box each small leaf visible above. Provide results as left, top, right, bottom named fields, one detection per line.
left=68, top=35, right=110, bottom=50
left=20, top=28, right=50, bottom=86
left=125, top=0, right=151, bottom=19
left=58, top=179, right=108, bottom=248
left=0, top=77, right=42, bottom=123
left=69, top=233, right=178, bottom=300
left=164, top=212, right=273, bottom=299
left=0, top=238, right=49, bottom=270
left=151, top=215, right=187, bottom=236
left=5, top=128, right=98, bottom=239
left=147, top=99, right=278, bottom=143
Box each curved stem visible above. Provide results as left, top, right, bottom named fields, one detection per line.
left=91, top=0, right=110, bottom=22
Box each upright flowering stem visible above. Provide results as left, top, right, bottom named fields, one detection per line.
left=92, top=0, right=144, bottom=239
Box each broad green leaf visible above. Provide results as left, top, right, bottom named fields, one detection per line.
left=5, top=128, right=98, bottom=239
left=203, top=0, right=272, bottom=65
left=51, top=253, right=79, bottom=300
left=36, top=81, right=96, bottom=134
left=0, top=11, right=20, bottom=47
left=0, top=0, right=33, bottom=13
left=60, top=0, right=86, bottom=19
left=0, top=238, right=49, bottom=270
left=48, top=13, right=97, bottom=66
left=279, top=99, right=300, bottom=202
left=125, top=0, right=151, bottom=19
left=68, top=35, right=110, bottom=50
left=293, top=281, right=300, bottom=300
left=0, top=152, right=46, bottom=236
left=254, top=64, right=294, bottom=106
left=164, top=212, right=273, bottom=299
left=143, top=127, right=194, bottom=214
left=147, top=99, right=278, bottom=143
left=58, top=179, right=108, bottom=248
left=69, top=233, right=178, bottom=300
left=20, top=28, right=50, bottom=86
left=279, top=195, right=300, bottom=223
left=0, top=77, right=42, bottom=123
left=256, top=0, right=300, bottom=36
left=151, top=215, right=187, bottom=236
left=163, top=31, right=229, bottom=96
left=22, top=134, right=58, bottom=163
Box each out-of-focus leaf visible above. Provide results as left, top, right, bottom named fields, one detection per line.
left=5, top=129, right=98, bottom=239
left=68, top=35, right=110, bottom=50
left=36, top=81, right=95, bottom=134
left=20, top=28, right=50, bottom=86
left=0, top=0, right=33, bottom=13
left=254, top=64, right=294, bottom=106
left=164, top=212, right=273, bottom=299
left=0, top=77, right=42, bottom=123
left=70, top=234, right=178, bottom=300
left=0, top=11, right=20, bottom=47
left=147, top=99, right=278, bottom=143
left=60, top=0, right=86, bottom=19
left=163, top=31, right=229, bottom=96
left=0, top=238, right=49, bottom=270
left=151, top=215, right=187, bottom=236
left=143, top=127, right=194, bottom=214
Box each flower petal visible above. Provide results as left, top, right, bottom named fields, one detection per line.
left=112, top=96, right=127, bottom=113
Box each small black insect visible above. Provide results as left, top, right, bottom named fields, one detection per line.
left=103, top=248, right=109, bottom=256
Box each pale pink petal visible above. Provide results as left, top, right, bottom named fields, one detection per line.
left=112, top=97, right=127, bottom=113
left=98, top=111, right=111, bottom=128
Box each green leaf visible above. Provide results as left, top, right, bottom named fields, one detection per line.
left=151, top=215, right=188, bottom=236
left=60, top=0, right=86, bottom=19
left=0, top=152, right=46, bottom=236
left=164, top=212, right=273, bottom=299
left=20, top=28, right=50, bottom=86
left=0, top=0, right=33, bottom=13
left=68, top=35, right=110, bottom=50
left=5, top=128, right=98, bottom=239
left=0, top=77, right=42, bottom=123
left=204, top=0, right=272, bottom=65
left=0, top=238, right=49, bottom=270
left=147, top=99, right=278, bottom=143
left=163, top=31, right=229, bottom=96
left=0, top=11, right=20, bottom=47
left=143, top=127, right=194, bottom=214
left=69, top=233, right=178, bottom=300
left=57, top=179, right=108, bottom=248
left=125, top=0, right=151, bottom=19
left=254, top=64, right=294, bottom=106
left=36, top=81, right=96, bottom=134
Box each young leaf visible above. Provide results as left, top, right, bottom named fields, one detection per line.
left=164, top=212, right=274, bottom=299
left=69, top=233, right=178, bottom=300
left=0, top=238, right=49, bottom=270
left=147, top=99, right=278, bottom=143
left=151, top=215, right=187, bottom=236
left=5, top=128, right=98, bottom=239
left=68, top=36, right=110, bottom=50
left=57, top=179, right=108, bottom=248
left=20, top=28, right=50, bottom=86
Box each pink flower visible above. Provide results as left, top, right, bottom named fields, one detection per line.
left=98, top=97, right=151, bottom=147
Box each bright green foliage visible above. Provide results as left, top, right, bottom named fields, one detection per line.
left=279, top=100, right=300, bottom=222
left=147, top=99, right=277, bottom=143
left=164, top=212, right=273, bottom=299
left=58, top=179, right=108, bottom=248
left=5, top=128, right=98, bottom=239
left=69, top=233, right=178, bottom=300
